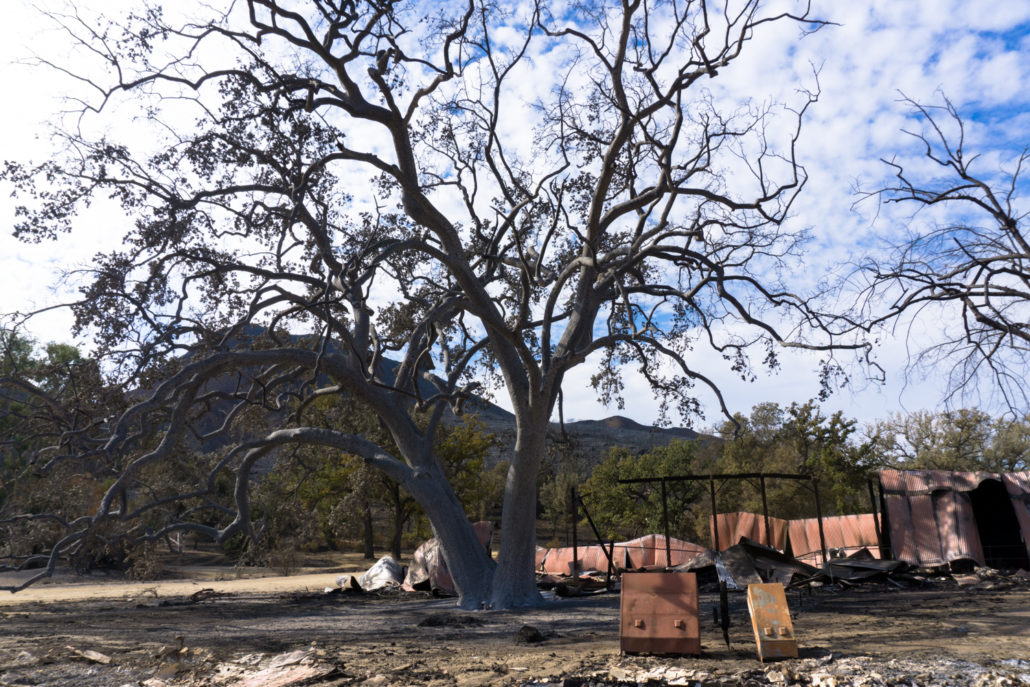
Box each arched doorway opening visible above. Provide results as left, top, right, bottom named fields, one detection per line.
left=970, top=479, right=1030, bottom=570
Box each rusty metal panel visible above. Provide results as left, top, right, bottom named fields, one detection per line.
left=881, top=469, right=1011, bottom=566
left=538, top=545, right=610, bottom=575
left=710, top=512, right=787, bottom=551
left=910, top=493, right=946, bottom=566
left=935, top=490, right=985, bottom=564
left=619, top=535, right=654, bottom=568
left=786, top=518, right=817, bottom=564
left=880, top=469, right=905, bottom=494
left=953, top=490, right=985, bottom=564
left=653, top=535, right=708, bottom=567
left=904, top=470, right=934, bottom=494
left=885, top=469, right=997, bottom=496
left=746, top=583, right=798, bottom=661
left=639, top=534, right=659, bottom=567
left=1003, top=471, right=1030, bottom=495
left=540, top=547, right=574, bottom=575
left=619, top=572, right=700, bottom=655
left=935, top=490, right=961, bottom=563
left=884, top=491, right=919, bottom=564
left=615, top=534, right=707, bottom=569
left=620, top=535, right=654, bottom=569
left=789, top=514, right=881, bottom=564
left=578, top=545, right=610, bottom=572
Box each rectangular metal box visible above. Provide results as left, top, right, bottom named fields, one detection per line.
left=619, top=572, right=700, bottom=655
left=746, top=582, right=798, bottom=661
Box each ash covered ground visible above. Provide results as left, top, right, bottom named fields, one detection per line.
left=1, top=575, right=1029, bottom=686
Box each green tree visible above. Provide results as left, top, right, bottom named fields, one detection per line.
left=580, top=440, right=706, bottom=543
left=714, top=401, right=875, bottom=519
left=275, top=395, right=499, bottom=561
left=867, top=409, right=1029, bottom=473
left=779, top=401, right=876, bottom=513
left=1, top=331, right=122, bottom=567
left=983, top=417, right=1030, bottom=473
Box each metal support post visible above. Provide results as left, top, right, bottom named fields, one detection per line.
left=760, top=473, right=771, bottom=548
left=709, top=477, right=720, bottom=551
left=812, top=478, right=828, bottom=565
left=570, top=485, right=579, bottom=579
left=867, top=478, right=883, bottom=555
left=661, top=478, right=672, bottom=567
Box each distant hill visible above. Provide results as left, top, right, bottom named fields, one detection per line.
left=457, top=398, right=706, bottom=467
left=177, top=327, right=708, bottom=463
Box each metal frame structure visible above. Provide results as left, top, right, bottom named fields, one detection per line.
left=612, top=473, right=885, bottom=566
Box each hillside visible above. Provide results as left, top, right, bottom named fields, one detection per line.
left=179, top=327, right=707, bottom=464
left=458, top=396, right=705, bottom=466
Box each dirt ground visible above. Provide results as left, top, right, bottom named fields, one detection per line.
left=1, top=562, right=1029, bottom=687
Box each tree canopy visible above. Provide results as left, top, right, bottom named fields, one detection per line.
left=858, top=96, right=1030, bottom=413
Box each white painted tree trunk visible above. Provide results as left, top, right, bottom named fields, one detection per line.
left=404, top=462, right=495, bottom=608
left=489, top=423, right=547, bottom=608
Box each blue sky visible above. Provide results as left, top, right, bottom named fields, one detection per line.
left=1, top=0, right=1029, bottom=431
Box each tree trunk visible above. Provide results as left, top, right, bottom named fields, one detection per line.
left=391, top=482, right=404, bottom=560
left=362, top=505, right=375, bottom=560
left=490, top=419, right=547, bottom=608
left=403, top=461, right=495, bottom=609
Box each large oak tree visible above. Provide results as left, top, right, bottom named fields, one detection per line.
left=1, top=0, right=861, bottom=608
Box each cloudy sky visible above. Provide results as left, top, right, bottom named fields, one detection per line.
left=1, top=1, right=1028, bottom=431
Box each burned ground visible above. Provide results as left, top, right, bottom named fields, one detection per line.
left=1, top=577, right=1028, bottom=686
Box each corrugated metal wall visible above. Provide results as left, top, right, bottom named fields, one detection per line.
left=788, top=513, right=880, bottom=565
left=879, top=469, right=1030, bottom=567
left=709, top=511, right=788, bottom=551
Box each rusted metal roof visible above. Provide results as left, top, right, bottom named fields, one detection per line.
left=879, top=469, right=1030, bottom=567
left=788, top=514, right=880, bottom=566
left=619, top=534, right=707, bottom=568
left=537, top=544, right=616, bottom=575
left=536, top=535, right=706, bottom=574
left=709, top=512, right=788, bottom=551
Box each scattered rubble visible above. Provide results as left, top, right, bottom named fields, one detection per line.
left=417, top=612, right=483, bottom=628
left=67, top=646, right=112, bottom=664
left=522, top=655, right=1030, bottom=687
left=514, top=624, right=549, bottom=644
left=537, top=535, right=1030, bottom=597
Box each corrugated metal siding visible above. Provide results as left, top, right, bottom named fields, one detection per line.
left=950, top=489, right=984, bottom=562
left=910, top=493, right=947, bottom=565
left=884, top=491, right=919, bottom=564
left=877, top=468, right=1030, bottom=566
left=788, top=513, right=880, bottom=565
left=621, top=534, right=707, bottom=568
left=709, top=512, right=788, bottom=551
left=537, top=535, right=706, bottom=573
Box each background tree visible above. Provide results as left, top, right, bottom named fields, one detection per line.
left=866, top=408, right=1030, bottom=473
left=580, top=440, right=709, bottom=543
left=0, top=331, right=124, bottom=568
left=0, top=0, right=863, bottom=608
left=858, top=96, right=1030, bottom=412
